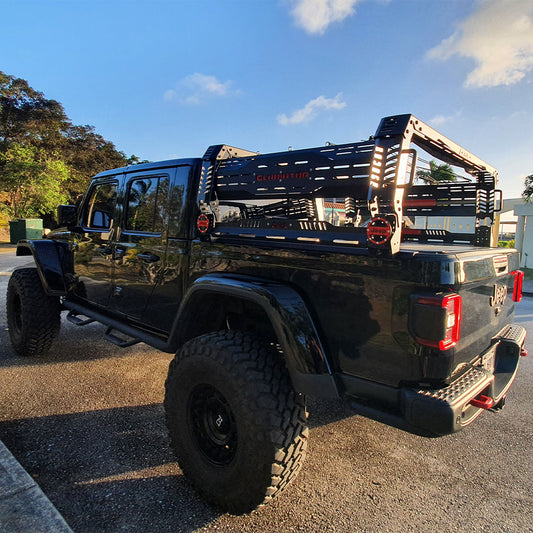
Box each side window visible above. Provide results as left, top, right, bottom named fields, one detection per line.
left=126, top=176, right=169, bottom=233
left=83, top=182, right=118, bottom=230
left=168, top=166, right=190, bottom=238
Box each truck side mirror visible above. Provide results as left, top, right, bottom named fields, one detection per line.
left=57, top=204, right=78, bottom=227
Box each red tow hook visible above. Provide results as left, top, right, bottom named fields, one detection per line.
left=470, top=395, right=494, bottom=410
left=520, top=346, right=529, bottom=357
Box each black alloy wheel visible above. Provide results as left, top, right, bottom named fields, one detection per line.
left=188, top=384, right=237, bottom=466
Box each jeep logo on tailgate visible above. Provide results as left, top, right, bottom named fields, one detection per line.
left=490, top=284, right=507, bottom=307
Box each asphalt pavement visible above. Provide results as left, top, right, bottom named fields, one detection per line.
left=0, top=245, right=533, bottom=533
left=0, top=246, right=73, bottom=532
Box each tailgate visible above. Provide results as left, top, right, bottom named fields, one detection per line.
left=451, top=248, right=521, bottom=371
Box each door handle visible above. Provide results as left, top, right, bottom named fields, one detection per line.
left=137, top=252, right=160, bottom=263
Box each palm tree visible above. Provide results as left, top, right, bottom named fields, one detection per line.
left=416, top=160, right=456, bottom=184
left=522, top=173, right=533, bottom=202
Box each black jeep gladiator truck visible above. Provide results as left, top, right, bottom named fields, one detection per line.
left=6, top=114, right=527, bottom=514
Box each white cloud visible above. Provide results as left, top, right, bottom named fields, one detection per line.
left=427, top=0, right=533, bottom=88
left=429, top=111, right=462, bottom=127
left=429, top=115, right=450, bottom=127
left=164, top=73, right=236, bottom=104
left=289, top=0, right=362, bottom=35
left=277, top=94, right=347, bottom=125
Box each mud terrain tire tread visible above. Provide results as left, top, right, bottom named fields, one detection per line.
left=7, top=268, right=61, bottom=357
left=164, top=330, right=308, bottom=514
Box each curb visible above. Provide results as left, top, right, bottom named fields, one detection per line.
left=0, top=440, right=73, bottom=533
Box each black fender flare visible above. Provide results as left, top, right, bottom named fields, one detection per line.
left=16, top=240, right=71, bottom=296
left=170, top=273, right=339, bottom=398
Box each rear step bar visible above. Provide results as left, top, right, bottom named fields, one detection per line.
left=402, top=324, right=526, bottom=435
left=346, top=324, right=526, bottom=437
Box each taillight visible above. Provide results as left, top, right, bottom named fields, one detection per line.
left=511, top=270, right=524, bottom=302
left=411, top=293, right=462, bottom=350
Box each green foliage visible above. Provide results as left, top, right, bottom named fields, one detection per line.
left=63, top=124, right=140, bottom=197
left=498, top=240, right=516, bottom=248
left=0, top=143, right=68, bottom=218
left=416, top=160, right=456, bottom=184
left=0, top=204, right=10, bottom=226
left=0, top=70, right=140, bottom=220
left=522, top=174, right=533, bottom=203
left=0, top=71, right=68, bottom=151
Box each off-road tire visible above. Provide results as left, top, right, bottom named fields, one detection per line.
left=164, top=331, right=308, bottom=514
left=6, top=268, right=61, bottom=357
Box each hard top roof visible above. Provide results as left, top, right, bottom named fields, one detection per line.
left=92, top=157, right=200, bottom=180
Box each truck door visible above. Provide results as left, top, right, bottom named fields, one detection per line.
left=75, top=178, right=119, bottom=308
left=141, top=164, right=194, bottom=332
left=110, top=168, right=174, bottom=320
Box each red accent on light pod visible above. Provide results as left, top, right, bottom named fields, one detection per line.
left=520, top=346, right=528, bottom=357
left=403, top=199, right=437, bottom=208
left=402, top=228, right=422, bottom=236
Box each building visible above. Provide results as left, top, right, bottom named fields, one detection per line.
left=511, top=199, right=533, bottom=268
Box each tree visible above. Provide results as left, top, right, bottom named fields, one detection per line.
left=0, top=71, right=69, bottom=152
left=416, top=160, right=456, bottom=184
left=522, top=173, right=533, bottom=202
left=63, top=124, right=138, bottom=197
left=0, top=143, right=68, bottom=218
left=0, top=70, right=140, bottom=218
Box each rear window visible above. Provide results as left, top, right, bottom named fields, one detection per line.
left=125, top=176, right=169, bottom=233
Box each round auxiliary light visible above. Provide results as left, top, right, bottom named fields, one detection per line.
left=367, top=217, right=392, bottom=245
left=197, top=214, right=211, bottom=234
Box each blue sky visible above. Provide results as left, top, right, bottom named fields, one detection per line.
left=1, top=0, right=532, bottom=198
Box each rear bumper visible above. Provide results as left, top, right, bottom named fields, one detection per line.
left=343, top=324, right=526, bottom=437
left=401, top=324, right=526, bottom=436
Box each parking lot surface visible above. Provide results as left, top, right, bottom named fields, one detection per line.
left=0, top=255, right=532, bottom=532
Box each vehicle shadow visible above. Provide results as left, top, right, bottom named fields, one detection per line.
left=65, top=475, right=217, bottom=533
left=0, top=397, right=354, bottom=531
left=307, top=396, right=356, bottom=429
left=0, top=404, right=219, bottom=532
